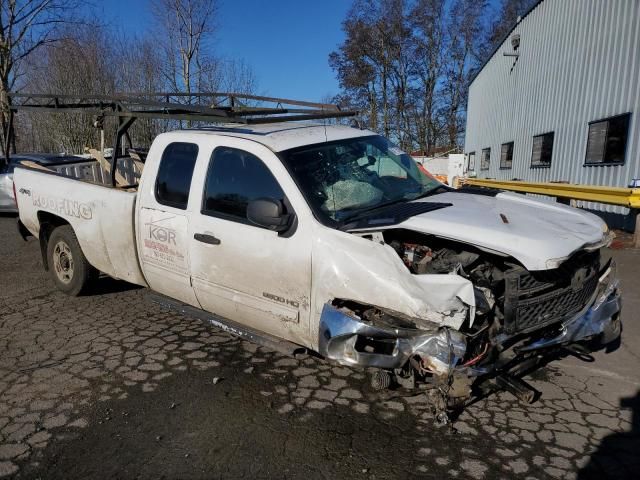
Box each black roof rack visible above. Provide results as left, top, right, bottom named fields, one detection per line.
left=7, top=92, right=358, bottom=186
left=7, top=92, right=357, bottom=124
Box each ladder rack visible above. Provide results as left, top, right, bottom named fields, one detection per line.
left=7, top=92, right=358, bottom=186
left=8, top=92, right=357, bottom=124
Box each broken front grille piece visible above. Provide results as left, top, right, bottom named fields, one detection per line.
left=503, top=251, right=600, bottom=334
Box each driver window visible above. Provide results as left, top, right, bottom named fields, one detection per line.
left=202, top=146, right=285, bottom=224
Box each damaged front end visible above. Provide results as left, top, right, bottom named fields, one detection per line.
left=318, top=229, right=622, bottom=422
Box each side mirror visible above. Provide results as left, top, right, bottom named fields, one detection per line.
left=247, top=198, right=290, bottom=232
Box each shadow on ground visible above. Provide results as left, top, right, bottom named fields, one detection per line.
left=578, top=390, right=640, bottom=479
left=86, top=276, right=143, bottom=296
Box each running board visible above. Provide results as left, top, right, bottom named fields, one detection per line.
left=148, top=293, right=306, bottom=357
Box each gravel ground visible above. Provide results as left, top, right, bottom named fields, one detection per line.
left=0, top=215, right=638, bottom=479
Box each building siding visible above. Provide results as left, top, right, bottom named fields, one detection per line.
left=464, top=0, right=640, bottom=214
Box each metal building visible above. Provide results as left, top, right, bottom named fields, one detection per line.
left=464, top=0, right=640, bottom=226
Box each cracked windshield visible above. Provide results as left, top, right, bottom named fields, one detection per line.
left=281, top=135, right=442, bottom=222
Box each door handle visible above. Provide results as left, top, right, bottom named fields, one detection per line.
left=194, top=233, right=221, bottom=245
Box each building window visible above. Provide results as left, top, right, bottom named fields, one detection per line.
left=500, top=142, right=514, bottom=169
left=202, top=146, right=285, bottom=224
left=467, top=152, right=475, bottom=171
left=155, top=142, right=199, bottom=210
left=531, top=132, right=554, bottom=168
left=481, top=148, right=490, bottom=170
left=585, top=113, right=631, bottom=166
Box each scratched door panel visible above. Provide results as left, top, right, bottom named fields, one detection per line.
left=189, top=216, right=310, bottom=344
left=191, top=277, right=300, bottom=324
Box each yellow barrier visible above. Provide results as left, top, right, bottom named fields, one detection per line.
left=463, top=178, right=640, bottom=209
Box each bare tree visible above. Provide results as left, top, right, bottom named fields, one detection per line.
left=481, top=0, right=537, bottom=58
left=150, top=0, right=262, bottom=129
left=328, top=15, right=378, bottom=130
left=22, top=25, right=115, bottom=153
left=218, top=59, right=258, bottom=96
left=19, top=27, right=174, bottom=154
left=0, top=0, right=78, bottom=165
left=114, top=36, right=166, bottom=148
left=442, top=0, right=486, bottom=147
left=12, top=2, right=259, bottom=154
left=331, top=0, right=492, bottom=153
left=410, top=0, right=445, bottom=153
left=152, top=0, right=218, bottom=98
left=331, top=0, right=419, bottom=149
left=330, top=0, right=401, bottom=137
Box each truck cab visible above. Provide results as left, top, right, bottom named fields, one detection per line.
left=136, top=128, right=320, bottom=346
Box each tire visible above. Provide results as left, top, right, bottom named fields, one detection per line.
left=47, top=225, right=96, bottom=296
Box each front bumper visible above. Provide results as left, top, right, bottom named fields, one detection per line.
left=319, top=265, right=621, bottom=375
left=318, top=305, right=465, bottom=374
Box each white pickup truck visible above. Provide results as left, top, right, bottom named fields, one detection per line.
left=13, top=122, right=621, bottom=415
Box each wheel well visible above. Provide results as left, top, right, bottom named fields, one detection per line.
left=37, top=211, right=71, bottom=271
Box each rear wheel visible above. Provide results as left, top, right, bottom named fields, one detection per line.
left=47, top=225, right=96, bottom=296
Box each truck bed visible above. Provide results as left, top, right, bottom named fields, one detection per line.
left=43, top=156, right=143, bottom=187
left=14, top=164, right=147, bottom=287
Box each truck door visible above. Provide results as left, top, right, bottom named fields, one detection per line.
left=137, top=141, right=201, bottom=306
left=188, top=140, right=312, bottom=346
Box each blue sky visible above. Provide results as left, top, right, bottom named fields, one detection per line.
left=95, top=0, right=352, bottom=101
left=94, top=1, right=502, bottom=101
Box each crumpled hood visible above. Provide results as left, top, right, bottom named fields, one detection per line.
left=398, top=191, right=608, bottom=271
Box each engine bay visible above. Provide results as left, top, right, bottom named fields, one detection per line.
left=382, top=227, right=602, bottom=344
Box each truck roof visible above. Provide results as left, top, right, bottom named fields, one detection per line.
left=182, top=122, right=377, bottom=152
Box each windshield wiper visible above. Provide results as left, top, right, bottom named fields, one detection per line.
left=409, top=185, right=449, bottom=201
left=338, top=197, right=408, bottom=225
left=337, top=186, right=452, bottom=229
left=338, top=199, right=453, bottom=231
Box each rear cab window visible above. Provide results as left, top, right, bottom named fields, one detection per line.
left=155, top=142, right=199, bottom=209
left=202, top=146, right=285, bottom=225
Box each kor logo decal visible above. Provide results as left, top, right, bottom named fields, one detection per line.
left=146, top=221, right=177, bottom=245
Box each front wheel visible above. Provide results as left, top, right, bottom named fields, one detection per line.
left=47, top=225, right=96, bottom=296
